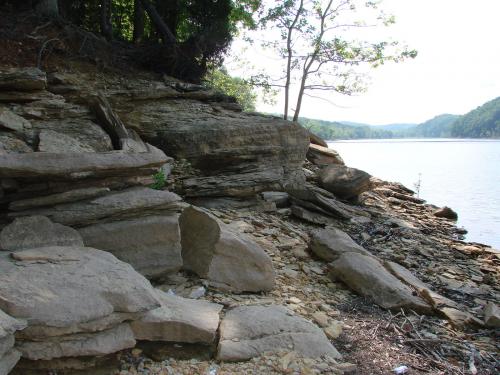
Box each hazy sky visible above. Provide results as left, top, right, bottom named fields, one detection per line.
left=227, top=0, right=500, bottom=125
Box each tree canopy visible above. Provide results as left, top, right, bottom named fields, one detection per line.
left=0, top=0, right=260, bottom=82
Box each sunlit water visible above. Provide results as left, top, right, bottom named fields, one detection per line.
left=328, top=139, right=500, bottom=248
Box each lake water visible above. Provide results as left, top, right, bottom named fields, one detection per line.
left=328, top=139, right=500, bottom=249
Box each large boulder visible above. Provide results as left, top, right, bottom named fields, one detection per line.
left=79, top=215, right=182, bottom=279
left=0, top=215, right=84, bottom=251
left=179, top=206, right=275, bottom=292
left=217, top=305, right=341, bottom=361
left=309, top=227, right=371, bottom=262
left=329, top=252, right=432, bottom=313
left=0, top=246, right=160, bottom=366
left=307, top=144, right=344, bottom=166
left=317, top=165, right=371, bottom=200
left=131, top=290, right=222, bottom=344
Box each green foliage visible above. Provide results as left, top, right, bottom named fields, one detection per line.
left=451, top=97, right=500, bottom=138
left=254, top=0, right=417, bottom=120
left=150, top=170, right=166, bottom=190
left=204, top=68, right=257, bottom=111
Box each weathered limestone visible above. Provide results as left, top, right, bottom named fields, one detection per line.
left=309, top=227, right=371, bottom=261
left=131, top=290, right=222, bottom=344
left=9, top=187, right=184, bottom=227
left=217, top=305, right=341, bottom=361
left=318, top=164, right=372, bottom=200
left=329, top=252, right=432, bottom=313
left=179, top=206, right=275, bottom=292
left=79, top=215, right=182, bottom=278
left=0, top=215, right=84, bottom=251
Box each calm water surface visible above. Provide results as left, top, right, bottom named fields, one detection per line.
left=328, top=139, right=500, bottom=248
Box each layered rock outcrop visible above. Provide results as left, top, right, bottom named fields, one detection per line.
left=45, top=72, right=310, bottom=199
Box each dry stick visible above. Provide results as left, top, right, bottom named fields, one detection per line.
left=37, top=38, right=59, bottom=69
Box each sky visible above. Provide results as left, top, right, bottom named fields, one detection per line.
left=227, top=0, right=500, bottom=125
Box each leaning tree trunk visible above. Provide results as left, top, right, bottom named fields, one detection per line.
left=139, top=0, right=176, bottom=45
left=101, top=0, right=113, bottom=41
left=133, top=0, right=145, bottom=44
left=35, top=0, right=59, bottom=17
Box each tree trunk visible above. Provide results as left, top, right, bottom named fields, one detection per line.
left=101, top=0, right=113, bottom=41
left=139, top=0, right=176, bottom=45
left=133, top=0, right=145, bottom=43
left=35, top=0, right=59, bottom=17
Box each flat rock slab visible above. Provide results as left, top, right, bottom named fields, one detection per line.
left=15, top=323, right=135, bottom=361
left=9, top=187, right=110, bottom=211
left=309, top=227, right=371, bottom=262
left=9, top=187, right=184, bottom=227
left=79, top=215, right=182, bottom=279
left=0, top=246, right=159, bottom=340
left=329, top=253, right=432, bottom=313
left=131, top=290, right=222, bottom=344
left=217, top=305, right=341, bottom=362
left=317, top=165, right=371, bottom=200
left=0, top=146, right=168, bottom=179
left=0, top=67, right=46, bottom=91
left=0, top=215, right=84, bottom=251
left=307, top=144, right=344, bottom=166
left=180, top=206, right=275, bottom=292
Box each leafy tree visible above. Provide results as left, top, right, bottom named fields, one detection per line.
left=254, top=0, right=416, bottom=121
left=204, top=68, right=257, bottom=111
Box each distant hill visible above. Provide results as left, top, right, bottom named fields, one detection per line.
left=401, top=114, right=460, bottom=138
left=300, top=96, right=500, bottom=140
left=450, top=97, right=500, bottom=138
left=340, top=122, right=417, bottom=132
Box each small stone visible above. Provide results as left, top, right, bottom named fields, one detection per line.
left=484, top=302, right=500, bottom=328
left=312, top=311, right=329, bottom=328
left=324, top=321, right=343, bottom=339
left=131, top=348, right=142, bottom=357
left=188, top=286, right=206, bottom=299
left=336, top=362, right=357, bottom=374
left=288, top=297, right=302, bottom=304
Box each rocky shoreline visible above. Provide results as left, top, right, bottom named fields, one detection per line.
left=0, top=65, right=498, bottom=375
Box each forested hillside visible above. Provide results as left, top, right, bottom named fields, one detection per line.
left=451, top=97, right=500, bottom=138
left=302, top=97, right=499, bottom=140
left=401, top=114, right=459, bottom=138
